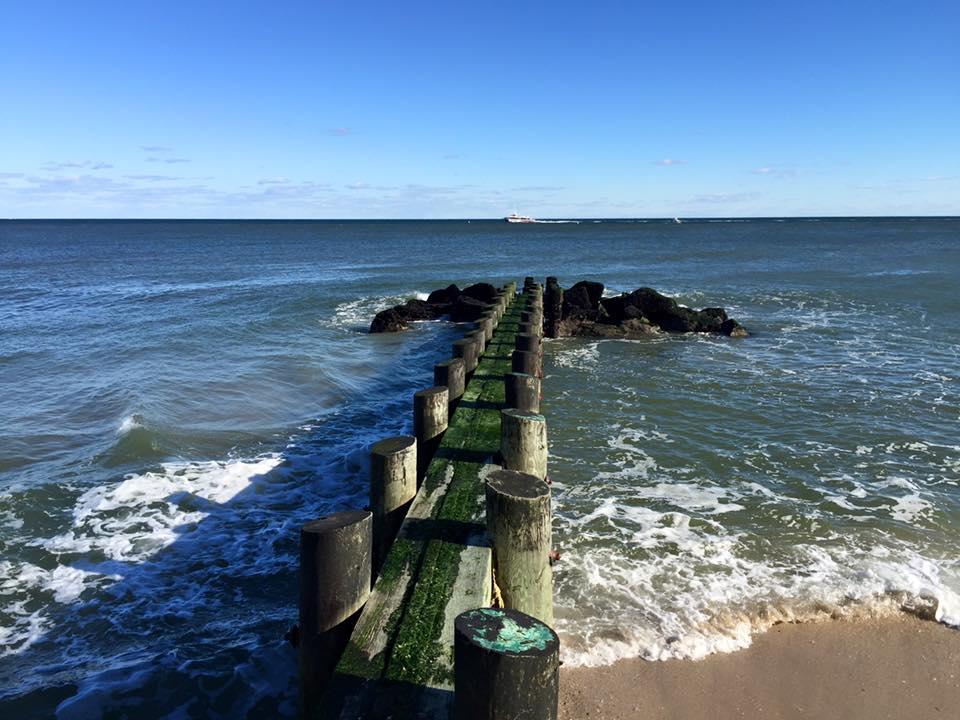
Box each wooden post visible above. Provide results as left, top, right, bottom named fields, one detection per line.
left=453, top=337, right=479, bottom=373
left=467, top=329, right=486, bottom=357
left=454, top=608, right=559, bottom=720
left=480, top=316, right=495, bottom=343
left=435, top=357, right=466, bottom=406
left=504, top=372, right=540, bottom=413
left=299, top=510, right=372, bottom=711
left=414, top=386, right=449, bottom=479
left=370, top=436, right=417, bottom=574
left=544, top=278, right=562, bottom=339
left=500, top=408, right=547, bottom=480
left=511, top=349, right=540, bottom=378
left=484, top=469, right=553, bottom=624
left=521, top=310, right=544, bottom=337
left=516, top=332, right=540, bottom=358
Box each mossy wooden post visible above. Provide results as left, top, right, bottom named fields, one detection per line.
left=544, top=278, right=562, bottom=339
left=467, top=329, right=486, bottom=357
left=454, top=608, right=559, bottom=720
left=370, top=436, right=417, bottom=575
left=504, top=372, right=540, bottom=413
left=434, top=357, right=466, bottom=411
left=520, top=310, right=543, bottom=337
left=414, top=386, right=449, bottom=480
left=299, top=510, right=372, bottom=712
left=484, top=469, right=553, bottom=624
left=511, top=349, right=540, bottom=378
left=516, top=332, right=541, bottom=359
left=453, top=337, right=479, bottom=373
left=500, top=408, right=547, bottom=480
left=480, top=316, right=495, bottom=343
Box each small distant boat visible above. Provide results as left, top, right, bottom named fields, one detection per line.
left=673, top=217, right=682, bottom=224
left=505, top=213, right=537, bottom=224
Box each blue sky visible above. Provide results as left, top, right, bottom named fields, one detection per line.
left=1, top=1, right=957, bottom=218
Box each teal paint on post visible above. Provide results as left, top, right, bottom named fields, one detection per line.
left=468, top=608, right=553, bottom=654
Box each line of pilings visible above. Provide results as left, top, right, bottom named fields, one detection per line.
left=297, top=278, right=559, bottom=719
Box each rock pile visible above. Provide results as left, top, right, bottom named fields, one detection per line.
left=556, top=280, right=748, bottom=338
left=369, top=283, right=499, bottom=333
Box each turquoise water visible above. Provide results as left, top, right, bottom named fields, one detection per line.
left=1, top=219, right=958, bottom=716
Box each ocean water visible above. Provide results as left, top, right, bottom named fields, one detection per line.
left=1, top=218, right=958, bottom=716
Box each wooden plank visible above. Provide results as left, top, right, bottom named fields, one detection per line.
left=321, top=289, right=525, bottom=720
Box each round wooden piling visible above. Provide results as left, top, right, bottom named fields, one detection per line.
left=434, top=357, right=466, bottom=405
left=453, top=337, right=479, bottom=373
left=454, top=608, right=559, bottom=720
left=467, top=329, right=486, bottom=357
left=504, top=372, right=540, bottom=413
left=370, top=436, right=417, bottom=574
left=484, top=469, right=553, bottom=624
left=299, top=510, right=372, bottom=710
left=414, top=386, right=449, bottom=479
left=511, top=349, right=540, bottom=378
left=480, top=316, right=494, bottom=343
left=515, top=333, right=541, bottom=358
left=500, top=408, right=548, bottom=480
left=520, top=310, right=544, bottom=337
left=544, top=280, right=562, bottom=339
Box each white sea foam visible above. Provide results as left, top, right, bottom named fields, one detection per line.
left=551, top=341, right=601, bottom=370
left=37, top=456, right=282, bottom=563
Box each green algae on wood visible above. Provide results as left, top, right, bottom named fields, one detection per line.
left=321, top=288, right=526, bottom=719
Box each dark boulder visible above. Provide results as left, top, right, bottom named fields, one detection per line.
left=427, top=284, right=460, bottom=305
left=562, top=284, right=594, bottom=318
left=400, top=299, right=438, bottom=321
left=461, top=283, right=498, bottom=304
left=569, top=280, right=604, bottom=308
left=721, top=319, right=749, bottom=337
left=599, top=294, right=627, bottom=323
left=450, top=294, right=488, bottom=322
left=370, top=308, right=408, bottom=333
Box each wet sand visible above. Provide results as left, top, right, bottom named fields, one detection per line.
left=560, top=614, right=960, bottom=719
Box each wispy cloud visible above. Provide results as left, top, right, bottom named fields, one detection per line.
left=689, top=192, right=760, bottom=204
left=257, top=177, right=290, bottom=185
left=328, top=127, right=351, bottom=137
left=751, top=165, right=797, bottom=178
left=139, top=145, right=174, bottom=153
left=0, top=172, right=25, bottom=179
left=124, top=174, right=181, bottom=182
left=42, top=160, right=113, bottom=170
left=146, top=156, right=191, bottom=164
left=653, top=158, right=687, bottom=166
left=508, top=185, right=564, bottom=193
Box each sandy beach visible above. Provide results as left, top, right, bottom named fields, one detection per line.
left=560, top=614, right=960, bottom=719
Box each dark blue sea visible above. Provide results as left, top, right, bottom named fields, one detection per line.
left=1, top=218, right=958, bottom=717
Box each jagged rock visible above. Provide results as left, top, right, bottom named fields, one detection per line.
left=599, top=294, right=628, bottom=323
left=721, top=319, right=749, bottom=337
left=461, top=283, right=498, bottom=304
left=370, top=308, right=409, bottom=333
left=427, top=284, right=460, bottom=305
left=557, top=281, right=747, bottom=338
left=562, top=285, right=594, bottom=317
left=399, top=299, right=438, bottom=321
left=570, top=280, right=604, bottom=308
left=559, top=316, right=658, bottom=339
left=450, top=294, right=488, bottom=322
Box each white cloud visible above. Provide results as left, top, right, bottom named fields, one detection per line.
left=653, top=158, right=687, bottom=166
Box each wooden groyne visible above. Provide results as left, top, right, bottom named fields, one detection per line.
left=297, top=278, right=559, bottom=719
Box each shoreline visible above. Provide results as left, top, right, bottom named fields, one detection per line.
left=560, top=613, right=960, bottom=719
